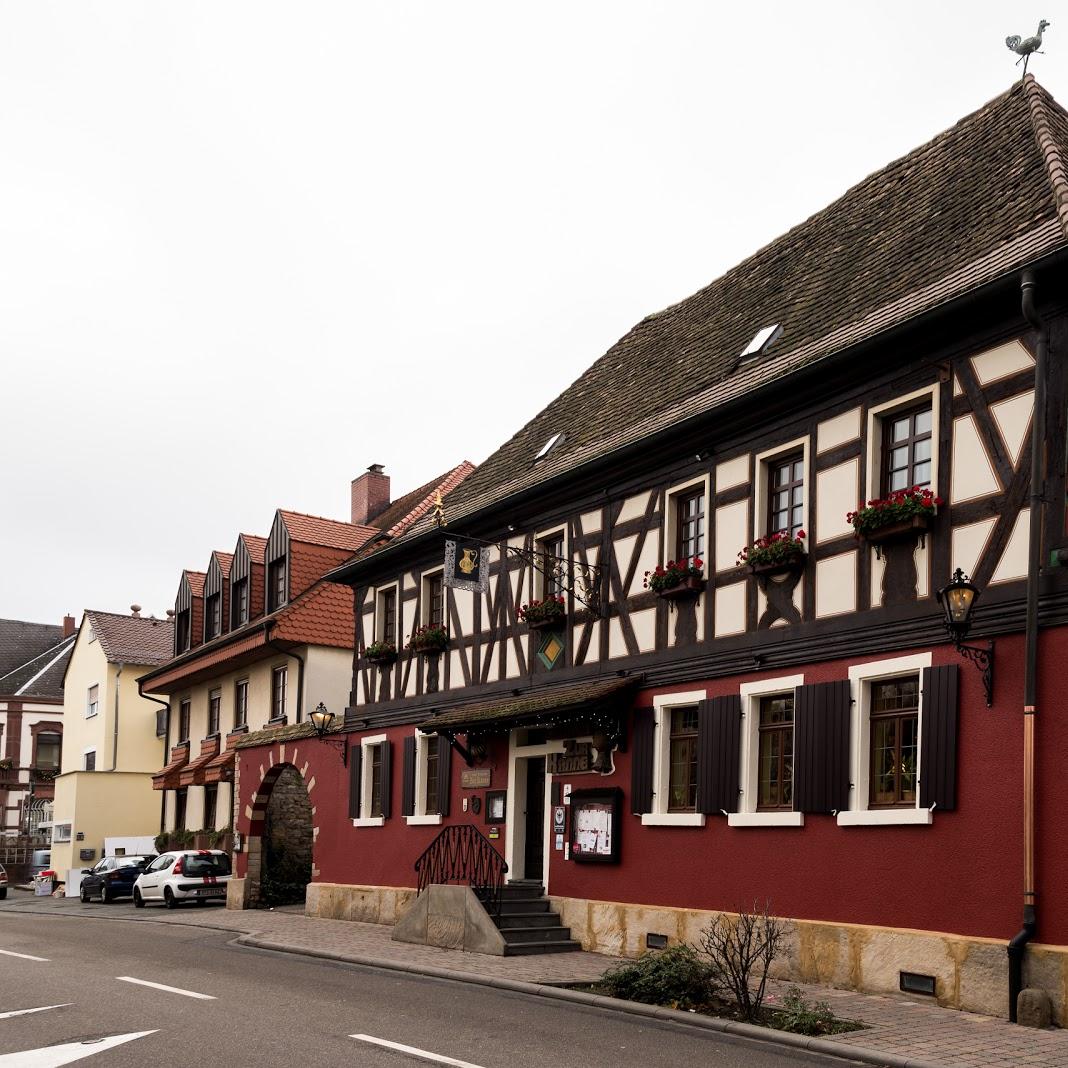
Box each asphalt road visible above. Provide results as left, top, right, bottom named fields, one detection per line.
left=0, top=909, right=871, bottom=1068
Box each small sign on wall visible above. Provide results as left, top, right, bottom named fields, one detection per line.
left=461, top=768, right=492, bottom=789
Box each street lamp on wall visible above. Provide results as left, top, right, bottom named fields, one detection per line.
left=936, top=568, right=995, bottom=707
left=310, top=701, right=347, bottom=764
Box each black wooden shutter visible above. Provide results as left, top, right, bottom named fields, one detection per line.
left=436, top=734, right=452, bottom=817
left=401, top=735, right=416, bottom=817
left=348, top=744, right=362, bottom=819
left=920, top=664, right=959, bottom=811
left=696, top=695, right=741, bottom=814
left=631, top=712, right=655, bottom=814
left=380, top=740, right=392, bottom=819
left=794, top=680, right=851, bottom=813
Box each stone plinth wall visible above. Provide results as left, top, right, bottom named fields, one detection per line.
left=550, top=894, right=1068, bottom=1023
left=392, top=884, right=506, bottom=955
left=305, top=881, right=416, bottom=925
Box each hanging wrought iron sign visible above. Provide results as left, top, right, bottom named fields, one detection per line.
left=443, top=539, right=492, bottom=593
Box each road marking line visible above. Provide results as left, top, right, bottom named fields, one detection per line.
left=0, top=1030, right=157, bottom=1066
left=350, top=1035, right=486, bottom=1068
left=116, top=976, right=216, bottom=1000
left=0, top=949, right=49, bottom=962
left=0, top=1004, right=70, bottom=1020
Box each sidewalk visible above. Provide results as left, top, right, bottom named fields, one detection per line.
left=2, top=891, right=1066, bottom=1068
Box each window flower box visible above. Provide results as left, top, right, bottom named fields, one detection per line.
left=645, top=557, right=705, bottom=600
left=519, top=596, right=567, bottom=630
left=407, top=624, right=449, bottom=655
left=365, top=641, right=397, bottom=666
left=849, top=488, right=940, bottom=560
left=738, top=531, right=806, bottom=577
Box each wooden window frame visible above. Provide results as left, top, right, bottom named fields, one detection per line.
left=270, top=666, right=287, bottom=723
left=83, top=749, right=97, bottom=772
left=756, top=693, right=794, bottom=810
left=178, top=699, right=191, bottom=743
left=207, top=689, right=221, bottom=737
left=203, top=783, right=218, bottom=829
left=840, top=653, right=933, bottom=827
left=204, top=593, right=221, bottom=641
left=176, top=609, right=191, bottom=653
left=666, top=705, right=700, bottom=812
left=234, top=679, right=249, bottom=729
left=867, top=676, right=920, bottom=808
left=231, top=577, right=249, bottom=629
left=423, top=571, right=445, bottom=629
left=86, top=684, right=99, bottom=719
left=880, top=403, right=933, bottom=496
left=674, top=488, right=706, bottom=563
left=376, top=586, right=398, bottom=646
left=267, top=558, right=287, bottom=613
left=766, top=452, right=805, bottom=538
left=642, top=691, right=708, bottom=827
left=535, top=529, right=567, bottom=601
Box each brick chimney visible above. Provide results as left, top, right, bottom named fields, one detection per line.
left=351, top=464, right=391, bottom=526
left=62, top=614, right=76, bottom=638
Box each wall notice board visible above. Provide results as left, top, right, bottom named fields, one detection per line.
left=568, top=787, right=622, bottom=863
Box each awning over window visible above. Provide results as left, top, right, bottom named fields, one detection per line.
left=152, top=743, right=190, bottom=791
left=202, top=746, right=236, bottom=785
left=178, top=737, right=221, bottom=787
left=419, top=676, right=640, bottom=735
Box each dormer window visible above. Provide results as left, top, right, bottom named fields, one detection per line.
left=176, top=609, right=191, bottom=654
left=204, top=593, right=221, bottom=641
left=231, top=577, right=249, bottom=628
left=267, top=558, right=287, bottom=612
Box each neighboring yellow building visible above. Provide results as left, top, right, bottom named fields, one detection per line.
left=52, top=608, right=173, bottom=885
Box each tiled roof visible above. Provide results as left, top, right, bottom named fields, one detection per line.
left=0, top=619, right=64, bottom=680
left=420, top=676, right=639, bottom=732
left=279, top=510, right=379, bottom=552
left=240, top=534, right=267, bottom=557
left=0, top=631, right=75, bottom=699
left=185, top=571, right=206, bottom=597
left=212, top=551, right=234, bottom=577
left=274, top=581, right=353, bottom=649
left=372, top=462, right=476, bottom=537
left=370, top=77, right=1068, bottom=551
left=84, top=610, right=175, bottom=666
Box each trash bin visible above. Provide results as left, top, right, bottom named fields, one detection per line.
left=33, top=872, right=55, bottom=897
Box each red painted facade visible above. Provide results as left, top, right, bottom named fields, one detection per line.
left=235, top=627, right=1068, bottom=945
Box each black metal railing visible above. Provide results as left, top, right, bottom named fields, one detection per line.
left=414, top=824, right=508, bottom=919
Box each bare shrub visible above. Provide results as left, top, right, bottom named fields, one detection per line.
left=698, top=900, right=786, bottom=1022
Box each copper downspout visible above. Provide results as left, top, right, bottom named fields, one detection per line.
left=1008, top=270, right=1046, bottom=1021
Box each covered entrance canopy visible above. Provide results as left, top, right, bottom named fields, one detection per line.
left=418, top=675, right=639, bottom=761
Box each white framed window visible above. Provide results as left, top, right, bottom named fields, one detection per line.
left=533, top=526, right=568, bottom=601
left=838, top=653, right=933, bottom=827
left=406, top=730, right=443, bottom=826
left=665, top=474, right=710, bottom=566
left=421, top=570, right=445, bottom=629
left=86, top=684, right=99, bottom=718
left=641, top=690, right=707, bottom=827
left=353, top=733, right=387, bottom=828
left=754, top=437, right=809, bottom=543
left=51, top=822, right=72, bottom=843
left=374, top=583, right=400, bottom=645
left=729, top=675, right=805, bottom=828
left=865, top=385, right=939, bottom=502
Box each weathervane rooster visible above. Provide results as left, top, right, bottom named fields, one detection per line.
left=1006, top=19, right=1050, bottom=78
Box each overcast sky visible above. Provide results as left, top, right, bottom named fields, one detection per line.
left=2, top=2, right=1062, bottom=624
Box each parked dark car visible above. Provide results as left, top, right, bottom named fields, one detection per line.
left=0, top=862, right=7, bottom=899
left=79, top=855, right=154, bottom=903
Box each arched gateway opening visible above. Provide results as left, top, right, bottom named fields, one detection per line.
left=246, top=763, right=313, bottom=908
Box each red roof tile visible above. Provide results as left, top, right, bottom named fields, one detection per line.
left=212, top=551, right=234, bottom=578
left=240, top=534, right=267, bottom=557
left=185, top=570, right=206, bottom=597
left=279, top=510, right=378, bottom=552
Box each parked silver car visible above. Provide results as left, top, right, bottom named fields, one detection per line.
left=133, top=850, right=231, bottom=908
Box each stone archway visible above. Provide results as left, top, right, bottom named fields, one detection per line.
left=245, top=763, right=314, bottom=908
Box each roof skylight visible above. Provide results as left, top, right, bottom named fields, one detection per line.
left=739, top=323, right=783, bottom=362
left=534, top=431, right=563, bottom=462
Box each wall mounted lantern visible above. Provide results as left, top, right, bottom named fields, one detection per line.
left=310, top=701, right=347, bottom=764
left=936, top=568, right=995, bottom=707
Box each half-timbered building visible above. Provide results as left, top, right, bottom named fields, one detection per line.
left=227, top=78, right=1068, bottom=1020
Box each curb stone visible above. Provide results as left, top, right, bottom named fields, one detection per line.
left=238, top=935, right=936, bottom=1068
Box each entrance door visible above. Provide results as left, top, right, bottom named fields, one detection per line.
left=523, top=757, right=546, bottom=882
